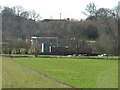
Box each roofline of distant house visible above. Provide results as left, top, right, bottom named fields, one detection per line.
left=42, top=18, right=70, bottom=22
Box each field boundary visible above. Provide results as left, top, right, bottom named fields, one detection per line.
left=2, top=54, right=118, bottom=60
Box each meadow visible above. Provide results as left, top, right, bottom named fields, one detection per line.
left=2, top=56, right=118, bottom=88
left=2, top=57, right=69, bottom=88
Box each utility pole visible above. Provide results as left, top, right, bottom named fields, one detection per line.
left=59, top=13, right=62, bottom=19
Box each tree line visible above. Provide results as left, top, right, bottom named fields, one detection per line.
left=1, top=3, right=119, bottom=55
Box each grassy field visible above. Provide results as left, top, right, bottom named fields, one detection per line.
left=0, top=56, right=2, bottom=89
left=2, top=57, right=69, bottom=88
left=8, top=57, right=118, bottom=88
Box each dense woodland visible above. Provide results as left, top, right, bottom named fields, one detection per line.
left=1, top=3, right=119, bottom=55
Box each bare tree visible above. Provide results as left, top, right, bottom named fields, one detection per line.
left=20, top=11, right=29, bottom=19
left=112, top=3, right=120, bottom=24
left=83, top=3, right=118, bottom=55
left=12, top=6, right=25, bottom=16
left=29, top=10, right=41, bottom=21
left=0, top=6, right=3, bottom=13
left=96, top=8, right=118, bottom=55
left=82, top=3, right=97, bottom=17
left=2, top=7, right=15, bottom=16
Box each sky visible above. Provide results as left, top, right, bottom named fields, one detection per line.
left=0, top=0, right=119, bottom=20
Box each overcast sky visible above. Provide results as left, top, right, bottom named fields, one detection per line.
left=0, top=0, right=119, bottom=20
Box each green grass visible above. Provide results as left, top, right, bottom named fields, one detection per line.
left=13, top=57, right=118, bottom=88
left=2, top=57, right=69, bottom=88
left=0, top=56, right=2, bottom=89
